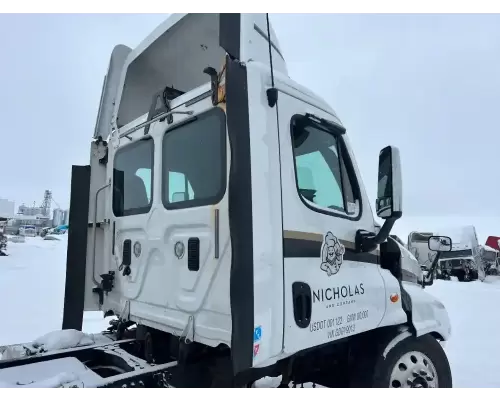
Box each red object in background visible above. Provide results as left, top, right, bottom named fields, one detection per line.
left=485, top=236, right=500, bottom=251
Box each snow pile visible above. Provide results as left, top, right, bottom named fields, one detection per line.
left=33, top=329, right=95, bottom=351
left=8, top=236, right=25, bottom=243
left=43, top=234, right=61, bottom=241
left=0, top=329, right=97, bottom=361
left=0, top=356, right=102, bottom=388
left=0, top=372, right=80, bottom=388
left=483, top=245, right=498, bottom=253
left=0, top=234, right=111, bottom=346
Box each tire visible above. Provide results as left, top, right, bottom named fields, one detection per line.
left=369, top=334, right=452, bottom=388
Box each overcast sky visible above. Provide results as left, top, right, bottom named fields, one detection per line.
left=0, top=13, right=499, bottom=243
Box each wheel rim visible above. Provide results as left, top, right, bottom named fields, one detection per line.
left=389, top=351, right=439, bottom=388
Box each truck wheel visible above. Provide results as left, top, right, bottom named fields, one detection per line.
left=372, top=334, right=452, bottom=388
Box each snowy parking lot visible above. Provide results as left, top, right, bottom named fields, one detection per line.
left=0, top=236, right=110, bottom=346
left=1, top=235, right=499, bottom=387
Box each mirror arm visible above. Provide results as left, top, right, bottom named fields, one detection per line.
left=355, top=216, right=399, bottom=253
left=422, top=250, right=441, bottom=287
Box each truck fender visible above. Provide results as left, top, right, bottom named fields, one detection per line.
left=381, top=326, right=412, bottom=359
left=402, top=282, right=452, bottom=341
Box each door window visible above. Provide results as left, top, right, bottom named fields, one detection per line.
left=291, top=116, right=360, bottom=217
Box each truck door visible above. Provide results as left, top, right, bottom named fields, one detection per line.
left=109, top=96, right=231, bottom=340
left=275, top=90, right=389, bottom=354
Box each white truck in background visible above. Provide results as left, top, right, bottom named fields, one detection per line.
left=483, top=236, right=500, bottom=276
left=437, top=225, right=485, bottom=282
left=390, top=235, right=424, bottom=285
left=409, top=226, right=485, bottom=282
left=480, top=245, right=500, bottom=276
left=0, top=13, right=453, bottom=388
left=0, top=220, right=7, bottom=256
left=408, top=231, right=436, bottom=271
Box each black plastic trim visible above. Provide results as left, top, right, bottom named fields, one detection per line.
left=283, top=238, right=379, bottom=265
left=226, top=55, right=254, bottom=375
left=219, top=14, right=241, bottom=60
left=292, top=282, right=312, bottom=329
left=62, top=165, right=91, bottom=331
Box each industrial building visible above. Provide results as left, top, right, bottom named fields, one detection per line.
left=52, top=208, right=69, bottom=227
left=2, top=190, right=68, bottom=235
left=17, top=204, right=45, bottom=216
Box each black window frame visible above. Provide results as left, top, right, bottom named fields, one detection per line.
left=289, top=114, right=363, bottom=222
left=112, top=136, right=155, bottom=218
left=162, top=107, right=227, bottom=211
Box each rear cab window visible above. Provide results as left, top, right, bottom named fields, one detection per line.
left=112, top=137, right=154, bottom=217
left=162, top=107, right=227, bottom=209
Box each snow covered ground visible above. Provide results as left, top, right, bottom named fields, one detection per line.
left=0, top=234, right=110, bottom=346
left=426, top=277, right=500, bottom=388
left=1, top=235, right=499, bottom=387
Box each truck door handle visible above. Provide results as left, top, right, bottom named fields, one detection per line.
left=292, top=282, right=312, bottom=329
left=119, top=239, right=132, bottom=276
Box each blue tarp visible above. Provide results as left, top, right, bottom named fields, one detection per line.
left=54, top=224, right=68, bottom=232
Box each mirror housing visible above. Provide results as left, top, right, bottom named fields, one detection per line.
left=355, top=146, right=403, bottom=253
left=428, top=235, right=452, bottom=252
left=376, top=146, right=402, bottom=220
left=422, top=235, right=453, bottom=288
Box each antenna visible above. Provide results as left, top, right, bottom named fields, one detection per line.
left=265, top=13, right=278, bottom=108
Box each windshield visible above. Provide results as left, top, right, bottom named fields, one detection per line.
left=409, top=232, right=433, bottom=243
left=440, top=249, right=473, bottom=259
left=483, top=250, right=497, bottom=262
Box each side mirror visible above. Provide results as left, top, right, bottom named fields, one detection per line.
left=375, top=146, right=402, bottom=220
left=172, top=192, right=187, bottom=203
left=355, top=146, right=402, bottom=253
left=422, top=235, right=452, bottom=288
left=428, top=235, right=452, bottom=252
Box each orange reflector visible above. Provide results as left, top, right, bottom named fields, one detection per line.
left=390, top=294, right=399, bottom=303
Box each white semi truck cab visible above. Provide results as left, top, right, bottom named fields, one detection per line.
left=0, top=13, right=453, bottom=388
left=437, top=226, right=485, bottom=282
left=408, top=231, right=436, bottom=270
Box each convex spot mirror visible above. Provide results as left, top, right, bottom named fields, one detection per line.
left=428, top=235, right=452, bottom=252
left=376, top=146, right=403, bottom=220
